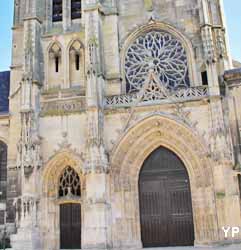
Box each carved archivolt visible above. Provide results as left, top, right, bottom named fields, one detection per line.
left=110, top=115, right=218, bottom=244
left=111, top=114, right=213, bottom=190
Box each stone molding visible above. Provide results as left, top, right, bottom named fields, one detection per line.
left=40, top=96, right=86, bottom=116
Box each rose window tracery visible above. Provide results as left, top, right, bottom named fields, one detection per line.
left=59, top=166, right=81, bottom=197
left=125, top=30, right=190, bottom=93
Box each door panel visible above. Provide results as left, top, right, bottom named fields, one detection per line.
left=140, top=179, right=169, bottom=247
left=139, top=147, right=194, bottom=247
left=60, top=203, right=81, bottom=249
left=72, top=204, right=82, bottom=249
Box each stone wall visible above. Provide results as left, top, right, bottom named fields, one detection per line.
left=5, top=1, right=241, bottom=250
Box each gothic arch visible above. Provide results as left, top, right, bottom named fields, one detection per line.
left=42, top=150, right=84, bottom=198
left=120, top=21, right=199, bottom=92
left=111, top=114, right=212, bottom=188
left=68, top=39, right=85, bottom=87
left=67, top=39, right=84, bottom=52
left=47, top=41, right=63, bottom=57
left=110, top=115, right=219, bottom=246
left=47, top=41, right=63, bottom=89
left=41, top=149, right=84, bottom=250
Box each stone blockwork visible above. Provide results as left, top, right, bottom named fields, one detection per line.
left=1, top=0, right=241, bottom=250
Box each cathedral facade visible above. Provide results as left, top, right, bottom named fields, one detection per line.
left=1, top=0, right=241, bottom=249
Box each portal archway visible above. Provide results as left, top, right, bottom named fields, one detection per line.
left=139, top=146, right=194, bottom=247
left=110, top=115, right=219, bottom=247
left=41, top=150, right=84, bottom=250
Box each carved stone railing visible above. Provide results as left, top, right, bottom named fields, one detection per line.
left=104, top=92, right=139, bottom=107
left=173, top=86, right=209, bottom=100
left=104, top=86, right=209, bottom=108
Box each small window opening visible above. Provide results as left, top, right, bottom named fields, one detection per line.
left=75, top=54, right=80, bottom=71
left=71, top=0, right=82, bottom=19
left=55, top=56, right=59, bottom=73
left=53, top=0, right=63, bottom=22
left=59, top=166, right=81, bottom=197
left=201, top=71, right=208, bottom=86
left=238, top=174, right=241, bottom=199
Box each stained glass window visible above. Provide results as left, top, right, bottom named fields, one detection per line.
left=125, top=30, right=190, bottom=93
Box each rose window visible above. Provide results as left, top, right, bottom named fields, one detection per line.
left=125, top=30, right=190, bottom=93
left=59, top=166, right=81, bottom=197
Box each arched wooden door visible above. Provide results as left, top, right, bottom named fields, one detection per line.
left=139, top=147, right=194, bottom=247
left=60, top=203, right=81, bottom=249
left=59, top=167, right=82, bottom=249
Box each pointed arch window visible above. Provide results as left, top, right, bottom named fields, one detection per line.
left=53, top=0, right=63, bottom=22
left=69, top=40, right=84, bottom=87
left=71, top=0, right=82, bottom=19
left=49, top=43, right=62, bottom=73
left=59, top=166, right=81, bottom=198
left=70, top=41, right=82, bottom=71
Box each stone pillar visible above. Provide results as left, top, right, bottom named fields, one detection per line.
left=82, top=2, right=111, bottom=249
left=10, top=1, right=43, bottom=249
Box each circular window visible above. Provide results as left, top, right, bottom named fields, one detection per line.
left=125, top=30, right=190, bottom=93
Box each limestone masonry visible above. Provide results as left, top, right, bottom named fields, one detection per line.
left=1, top=1, right=241, bottom=250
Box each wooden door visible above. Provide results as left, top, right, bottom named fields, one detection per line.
left=139, top=147, right=194, bottom=247
left=60, top=203, right=81, bottom=249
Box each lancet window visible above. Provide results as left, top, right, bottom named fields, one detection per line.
left=71, top=0, right=82, bottom=19
left=53, top=0, right=63, bottom=22
left=69, top=40, right=84, bottom=86
left=49, top=43, right=62, bottom=73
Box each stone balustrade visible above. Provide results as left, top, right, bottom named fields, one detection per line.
left=104, top=86, right=209, bottom=108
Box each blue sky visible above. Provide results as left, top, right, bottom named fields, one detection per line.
left=0, top=1, right=240, bottom=71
